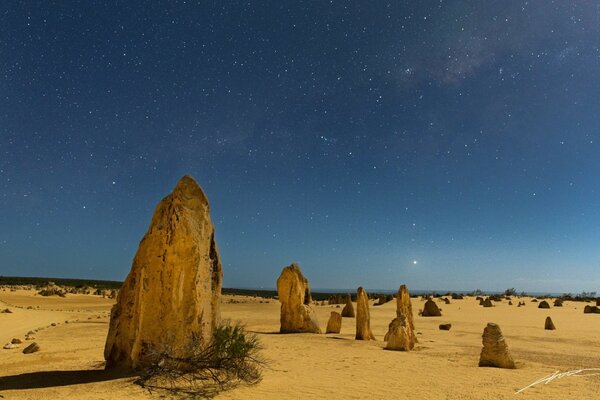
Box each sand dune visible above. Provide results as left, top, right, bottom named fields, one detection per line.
left=1, top=289, right=600, bottom=399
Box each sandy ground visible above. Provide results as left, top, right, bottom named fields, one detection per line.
left=1, top=289, right=600, bottom=399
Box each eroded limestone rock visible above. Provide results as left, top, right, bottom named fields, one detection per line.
left=355, top=287, right=375, bottom=340
left=384, top=314, right=412, bottom=351
left=341, top=295, right=355, bottom=318
left=478, top=323, right=516, bottom=369
left=104, top=176, right=223, bottom=370
left=277, top=264, right=321, bottom=333
left=326, top=311, right=342, bottom=334
left=422, top=299, right=442, bottom=316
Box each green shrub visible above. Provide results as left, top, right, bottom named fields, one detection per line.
left=136, top=321, right=265, bottom=398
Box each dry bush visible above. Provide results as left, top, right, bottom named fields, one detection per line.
left=136, top=321, right=266, bottom=399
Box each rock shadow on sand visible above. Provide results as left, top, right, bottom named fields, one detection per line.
left=0, top=368, right=134, bottom=391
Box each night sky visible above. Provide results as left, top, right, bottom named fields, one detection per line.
left=2, top=1, right=600, bottom=293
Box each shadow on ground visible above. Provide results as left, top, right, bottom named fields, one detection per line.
left=0, top=368, right=135, bottom=391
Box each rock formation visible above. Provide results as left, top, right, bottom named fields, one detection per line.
left=277, top=264, right=321, bottom=333
left=482, top=298, right=493, bottom=308
left=422, top=299, right=442, bottom=316
left=439, top=323, right=452, bottom=330
left=584, top=305, right=600, bottom=314
left=478, top=323, right=516, bottom=369
left=104, top=176, right=223, bottom=370
left=544, top=316, right=556, bottom=330
left=390, top=285, right=416, bottom=346
left=355, top=287, right=375, bottom=340
left=538, top=300, right=550, bottom=309
left=326, top=311, right=342, bottom=334
left=384, top=314, right=412, bottom=351
left=553, top=299, right=563, bottom=307
left=22, top=342, right=40, bottom=354
left=341, top=295, right=355, bottom=317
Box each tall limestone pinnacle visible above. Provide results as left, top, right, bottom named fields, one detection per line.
left=104, top=175, right=223, bottom=370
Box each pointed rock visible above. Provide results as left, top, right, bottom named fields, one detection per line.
left=384, top=314, right=412, bottom=351
left=341, top=295, right=355, bottom=317
left=544, top=316, right=556, bottom=330
left=326, top=311, right=342, bottom=334
left=391, top=285, right=416, bottom=346
left=104, top=176, right=223, bottom=370
left=355, top=287, right=375, bottom=340
left=538, top=300, right=550, bottom=309
left=422, top=299, right=442, bottom=316
left=478, top=323, right=516, bottom=369
left=553, top=299, right=563, bottom=307
left=277, top=264, right=320, bottom=333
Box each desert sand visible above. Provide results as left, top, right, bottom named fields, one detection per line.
left=1, top=288, right=600, bottom=399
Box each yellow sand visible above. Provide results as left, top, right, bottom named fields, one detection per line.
left=1, top=289, right=600, bottom=399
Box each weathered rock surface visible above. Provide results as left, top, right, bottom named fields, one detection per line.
left=11, top=338, right=22, bottom=344
left=544, top=316, right=556, bottom=330
left=23, top=342, right=40, bottom=354
left=538, top=300, right=550, bottom=309
left=482, top=298, right=493, bottom=308
left=104, top=176, right=223, bottom=370
left=0, top=308, right=12, bottom=313
left=384, top=315, right=412, bottom=351
left=355, top=287, right=375, bottom=340
left=326, top=311, right=342, bottom=334
left=341, top=295, right=355, bottom=318
left=277, top=264, right=321, bottom=333
left=422, top=299, right=442, bottom=316
left=392, top=285, right=416, bottom=346
left=478, top=323, right=516, bottom=369
left=3, top=343, right=18, bottom=349
left=439, top=323, right=452, bottom=331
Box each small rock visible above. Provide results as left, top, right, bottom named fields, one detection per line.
left=3, top=343, right=18, bottom=349
left=422, top=299, right=442, bottom=317
left=11, top=338, right=22, bottom=344
left=1, top=308, right=12, bottom=313
left=22, top=342, right=40, bottom=354
left=584, top=305, right=600, bottom=314
left=544, top=316, right=556, bottom=330
left=439, top=323, right=452, bottom=331
left=553, top=299, right=563, bottom=307
left=341, top=295, right=355, bottom=318
left=538, top=300, right=550, bottom=309
left=326, top=311, right=342, bottom=334
left=51, top=323, right=57, bottom=326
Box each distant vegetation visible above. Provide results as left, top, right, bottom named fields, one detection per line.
left=0, top=276, right=122, bottom=289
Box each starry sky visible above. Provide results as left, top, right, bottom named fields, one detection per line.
left=2, top=1, right=600, bottom=293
